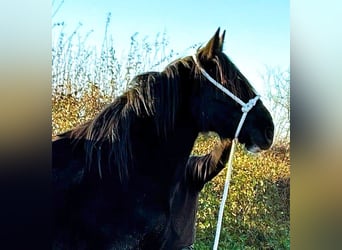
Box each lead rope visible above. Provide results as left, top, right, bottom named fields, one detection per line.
left=192, top=55, right=259, bottom=250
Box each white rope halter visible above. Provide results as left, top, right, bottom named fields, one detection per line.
left=192, top=55, right=260, bottom=250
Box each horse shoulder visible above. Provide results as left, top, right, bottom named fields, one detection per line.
left=52, top=135, right=85, bottom=191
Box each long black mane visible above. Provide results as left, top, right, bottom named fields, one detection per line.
left=69, top=58, right=191, bottom=182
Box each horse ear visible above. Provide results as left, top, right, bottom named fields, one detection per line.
left=219, top=30, right=226, bottom=50
left=201, top=28, right=224, bottom=59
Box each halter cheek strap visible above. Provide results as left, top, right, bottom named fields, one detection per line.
left=192, top=54, right=260, bottom=250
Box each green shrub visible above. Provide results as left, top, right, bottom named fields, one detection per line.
left=193, top=134, right=290, bottom=249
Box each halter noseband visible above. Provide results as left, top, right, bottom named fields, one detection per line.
left=192, top=54, right=260, bottom=250
left=192, top=54, right=260, bottom=139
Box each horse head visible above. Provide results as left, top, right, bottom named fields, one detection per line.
left=190, top=28, right=274, bottom=152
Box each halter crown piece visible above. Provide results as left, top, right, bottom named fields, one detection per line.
left=192, top=54, right=260, bottom=250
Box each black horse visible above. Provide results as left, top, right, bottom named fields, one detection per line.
left=52, top=28, right=274, bottom=249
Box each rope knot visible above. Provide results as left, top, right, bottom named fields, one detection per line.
left=241, top=96, right=260, bottom=113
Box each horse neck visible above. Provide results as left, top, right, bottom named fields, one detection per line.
left=137, top=117, right=198, bottom=189
left=157, top=65, right=199, bottom=156
left=129, top=71, right=199, bottom=182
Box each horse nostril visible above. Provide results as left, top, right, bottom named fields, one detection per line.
left=265, top=127, right=274, bottom=143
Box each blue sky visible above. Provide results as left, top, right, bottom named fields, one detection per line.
left=52, top=0, right=289, bottom=94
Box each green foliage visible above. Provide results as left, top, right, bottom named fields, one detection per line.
left=52, top=15, right=182, bottom=135
left=192, top=134, right=290, bottom=249
left=52, top=82, right=112, bottom=135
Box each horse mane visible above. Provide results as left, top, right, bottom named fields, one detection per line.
left=68, top=47, right=255, bottom=182
left=70, top=57, right=192, bottom=182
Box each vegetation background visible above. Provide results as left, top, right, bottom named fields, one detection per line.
left=52, top=14, right=290, bottom=249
